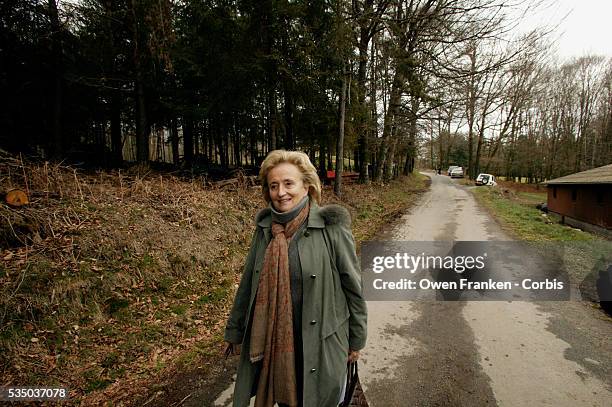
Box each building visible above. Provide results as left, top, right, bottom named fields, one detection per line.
left=543, top=164, right=612, bottom=238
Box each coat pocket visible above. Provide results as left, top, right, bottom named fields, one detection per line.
left=321, top=311, right=349, bottom=339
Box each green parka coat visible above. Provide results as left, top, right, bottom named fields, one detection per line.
left=224, top=203, right=367, bottom=407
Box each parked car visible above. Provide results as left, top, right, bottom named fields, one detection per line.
left=447, top=165, right=459, bottom=176
left=450, top=167, right=464, bottom=178
left=475, top=173, right=497, bottom=186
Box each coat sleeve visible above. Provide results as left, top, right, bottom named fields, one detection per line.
left=329, top=224, right=368, bottom=351
left=224, top=227, right=259, bottom=344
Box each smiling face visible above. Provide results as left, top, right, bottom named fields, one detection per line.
left=267, top=162, right=309, bottom=212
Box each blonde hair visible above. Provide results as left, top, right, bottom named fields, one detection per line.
left=259, top=150, right=322, bottom=204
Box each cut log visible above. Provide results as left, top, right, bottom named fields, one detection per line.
left=5, top=189, right=30, bottom=207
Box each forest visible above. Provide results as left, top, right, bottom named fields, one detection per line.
left=1, top=0, right=611, bottom=183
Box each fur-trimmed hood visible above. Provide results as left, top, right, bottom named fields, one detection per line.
left=255, top=202, right=351, bottom=228
left=317, top=204, right=351, bottom=227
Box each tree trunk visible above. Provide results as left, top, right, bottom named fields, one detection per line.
left=110, top=92, right=122, bottom=166
left=334, top=64, right=348, bottom=196
left=403, top=113, right=418, bottom=175
left=234, top=118, right=241, bottom=166
left=103, top=0, right=121, bottom=166
left=269, top=88, right=277, bottom=151
left=383, top=132, right=398, bottom=181
left=375, top=72, right=402, bottom=182
left=474, top=95, right=491, bottom=178
left=466, top=46, right=476, bottom=179
left=327, top=138, right=332, bottom=170
left=356, top=25, right=370, bottom=184
left=131, top=0, right=149, bottom=164
left=474, top=124, right=485, bottom=178
left=429, top=120, right=434, bottom=170
left=171, top=118, right=179, bottom=165
left=284, top=85, right=294, bottom=150
left=134, top=76, right=148, bottom=163
left=318, top=134, right=326, bottom=181
left=194, top=122, right=200, bottom=158
left=437, top=118, right=445, bottom=169
left=183, top=116, right=194, bottom=166
left=223, top=123, right=230, bottom=167
left=48, top=0, right=63, bottom=158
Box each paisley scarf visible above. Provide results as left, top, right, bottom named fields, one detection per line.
left=250, top=200, right=310, bottom=407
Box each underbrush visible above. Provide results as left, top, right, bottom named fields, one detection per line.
left=1, top=158, right=429, bottom=405
left=322, top=172, right=429, bottom=244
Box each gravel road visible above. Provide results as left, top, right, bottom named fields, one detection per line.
left=361, top=172, right=611, bottom=407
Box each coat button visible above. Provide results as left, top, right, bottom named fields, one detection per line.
left=310, top=274, right=316, bottom=279
left=310, top=320, right=317, bottom=325
left=304, top=231, right=310, bottom=237
left=255, top=269, right=259, bottom=274
left=310, top=368, right=317, bottom=373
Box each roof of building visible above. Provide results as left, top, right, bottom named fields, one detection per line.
left=543, top=164, right=612, bottom=185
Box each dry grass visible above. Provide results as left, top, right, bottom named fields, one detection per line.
left=0, top=157, right=429, bottom=405
left=321, top=173, right=429, bottom=243
left=1, top=158, right=261, bottom=404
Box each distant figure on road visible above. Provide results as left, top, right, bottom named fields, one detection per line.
left=224, top=150, right=367, bottom=407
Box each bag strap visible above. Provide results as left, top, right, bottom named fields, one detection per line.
left=341, top=361, right=359, bottom=407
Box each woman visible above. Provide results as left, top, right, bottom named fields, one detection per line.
left=224, top=150, right=367, bottom=407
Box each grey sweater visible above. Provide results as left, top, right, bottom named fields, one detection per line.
left=270, top=195, right=309, bottom=333
left=270, top=196, right=308, bottom=398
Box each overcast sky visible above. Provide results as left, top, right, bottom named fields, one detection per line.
left=518, top=0, right=612, bottom=60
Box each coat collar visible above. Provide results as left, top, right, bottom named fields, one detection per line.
left=256, top=201, right=326, bottom=229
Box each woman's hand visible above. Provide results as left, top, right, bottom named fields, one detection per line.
left=348, top=349, right=360, bottom=363
left=224, top=342, right=241, bottom=357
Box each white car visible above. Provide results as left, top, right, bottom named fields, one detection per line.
left=476, top=173, right=497, bottom=186
left=450, top=167, right=464, bottom=178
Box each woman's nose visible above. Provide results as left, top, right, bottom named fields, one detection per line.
left=277, top=185, right=286, bottom=196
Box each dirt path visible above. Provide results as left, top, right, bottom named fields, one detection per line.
left=361, top=172, right=611, bottom=407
